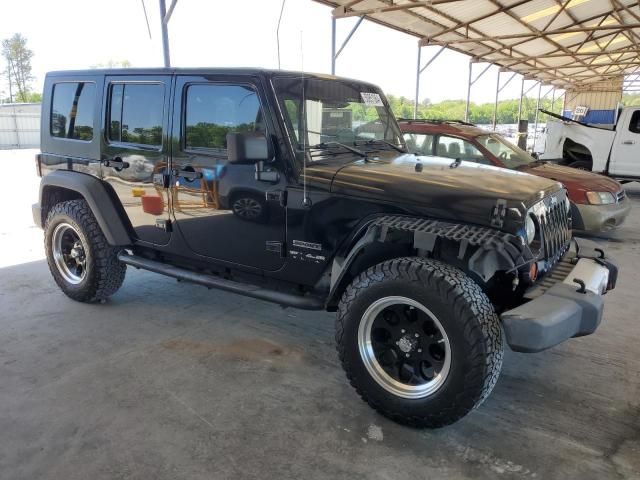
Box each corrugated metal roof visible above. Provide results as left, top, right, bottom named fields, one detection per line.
left=317, top=0, right=640, bottom=88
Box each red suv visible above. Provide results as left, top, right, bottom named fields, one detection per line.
left=399, top=119, right=630, bottom=233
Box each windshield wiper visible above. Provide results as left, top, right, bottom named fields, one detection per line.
left=360, top=139, right=407, bottom=153
left=307, top=141, right=368, bottom=160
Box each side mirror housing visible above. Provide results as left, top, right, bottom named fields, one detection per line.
left=227, top=132, right=270, bottom=164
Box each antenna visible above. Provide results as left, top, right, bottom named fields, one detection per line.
left=301, top=31, right=311, bottom=208
left=276, top=0, right=286, bottom=69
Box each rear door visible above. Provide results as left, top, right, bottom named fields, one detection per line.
left=102, top=75, right=173, bottom=245
left=609, top=109, right=640, bottom=177
left=169, top=74, right=287, bottom=271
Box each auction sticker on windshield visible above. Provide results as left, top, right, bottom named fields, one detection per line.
left=360, top=92, right=384, bottom=106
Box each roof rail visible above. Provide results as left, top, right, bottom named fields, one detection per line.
left=396, top=118, right=477, bottom=127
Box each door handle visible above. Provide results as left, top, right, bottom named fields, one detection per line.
left=172, top=167, right=203, bottom=181
left=623, top=140, right=635, bottom=145
left=102, top=157, right=130, bottom=171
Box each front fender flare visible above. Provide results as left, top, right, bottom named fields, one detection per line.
left=326, top=215, right=534, bottom=308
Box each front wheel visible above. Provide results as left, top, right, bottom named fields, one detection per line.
left=336, top=257, right=504, bottom=428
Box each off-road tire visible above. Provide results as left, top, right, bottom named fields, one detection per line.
left=336, top=257, right=504, bottom=428
left=44, top=199, right=126, bottom=302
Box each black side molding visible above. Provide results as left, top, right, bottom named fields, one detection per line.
left=118, top=252, right=325, bottom=311
left=38, top=170, right=132, bottom=246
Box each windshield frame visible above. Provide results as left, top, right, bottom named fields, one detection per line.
left=271, top=75, right=404, bottom=167
left=476, top=133, right=536, bottom=169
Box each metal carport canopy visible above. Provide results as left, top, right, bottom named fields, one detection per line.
left=315, top=0, right=640, bottom=89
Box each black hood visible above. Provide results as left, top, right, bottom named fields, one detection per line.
left=305, top=154, right=562, bottom=229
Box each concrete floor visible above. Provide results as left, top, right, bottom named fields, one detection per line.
left=1, top=150, right=639, bottom=480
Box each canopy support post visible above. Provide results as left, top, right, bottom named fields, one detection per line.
left=533, top=82, right=543, bottom=153
left=159, top=0, right=171, bottom=67
left=492, top=70, right=501, bottom=130
left=331, top=15, right=364, bottom=75
left=465, top=60, right=472, bottom=122
left=414, top=43, right=446, bottom=119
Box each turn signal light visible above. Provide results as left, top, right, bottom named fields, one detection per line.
left=529, top=262, right=538, bottom=282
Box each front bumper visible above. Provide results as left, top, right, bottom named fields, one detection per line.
left=500, top=238, right=617, bottom=353
left=572, top=197, right=631, bottom=233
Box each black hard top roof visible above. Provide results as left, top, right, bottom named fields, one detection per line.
left=45, top=67, right=379, bottom=89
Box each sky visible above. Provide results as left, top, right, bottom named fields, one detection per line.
left=0, top=0, right=532, bottom=104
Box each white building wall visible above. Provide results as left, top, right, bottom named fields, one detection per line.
left=0, top=103, right=41, bottom=149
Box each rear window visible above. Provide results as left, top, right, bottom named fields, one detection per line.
left=50, top=82, right=95, bottom=141
left=108, top=83, right=164, bottom=147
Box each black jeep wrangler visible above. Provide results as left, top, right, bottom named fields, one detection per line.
left=33, top=68, right=617, bottom=427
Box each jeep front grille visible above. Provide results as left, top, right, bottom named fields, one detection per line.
left=536, top=193, right=571, bottom=266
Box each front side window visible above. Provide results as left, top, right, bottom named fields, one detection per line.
left=436, top=135, right=486, bottom=162
left=184, top=84, right=263, bottom=153
left=50, top=82, right=95, bottom=140
left=629, top=110, right=640, bottom=134
left=404, top=133, right=434, bottom=155
left=108, top=83, right=164, bottom=146
left=476, top=134, right=534, bottom=168
left=273, top=77, right=403, bottom=162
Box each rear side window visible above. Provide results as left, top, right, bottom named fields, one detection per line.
left=108, top=83, right=164, bottom=146
left=50, top=82, right=95, bottom=141
left=629, top=110, right=640, bottom=134
left=184, top=84, right=263, bottom=153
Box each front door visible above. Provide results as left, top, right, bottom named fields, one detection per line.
left=102, top=75, right=173, bottom=246
left=610, top=109, right=640, bottom=177
left=170, top=75, right=287, bottom=271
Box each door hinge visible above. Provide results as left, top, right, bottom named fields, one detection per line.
left=156, top=219, right=172, bottom=232
left=266, top=190, right=287, bottom=207
left=266, top=241, right=285, bottom=257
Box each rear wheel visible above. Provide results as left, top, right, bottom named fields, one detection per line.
left=44, top=199, right=126, bottom=302
left=336, top=257, right=504, bottom=428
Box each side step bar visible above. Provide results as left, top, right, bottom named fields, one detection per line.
left=118, top=252, right=324, bottom=310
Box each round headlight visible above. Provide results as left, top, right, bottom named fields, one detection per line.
left=525, top=215, right=536, bottom=244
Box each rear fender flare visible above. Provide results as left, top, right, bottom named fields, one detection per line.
left=38, top=170, right=132, bottom=246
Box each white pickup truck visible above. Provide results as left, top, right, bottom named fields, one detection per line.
left=539, top=107, right=640, bottom=181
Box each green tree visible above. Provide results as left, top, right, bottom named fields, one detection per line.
left=1, top=33, right=34, bottom=103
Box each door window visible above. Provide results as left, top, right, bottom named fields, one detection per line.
left=436, top=135, right=486, bottom=162
left=403, top=133, right=434, bottom=155
left=629, top=110, right=640, bottom=134
left=50, top=82, right=95, bottom=140
left=184, top=84, right=264, bottom=155
left=108, top=83, right=164, bottom=147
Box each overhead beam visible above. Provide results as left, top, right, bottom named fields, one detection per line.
left=332, top=0, right=462, bottom=18
left=432, top=23, right=640, bottom=45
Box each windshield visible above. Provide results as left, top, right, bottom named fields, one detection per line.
left=272, top=77, right=403, bottom=161
left=476, top=134, right=535, bottom=168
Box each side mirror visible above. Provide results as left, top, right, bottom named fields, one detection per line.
left=227, top=132, right=270, bottom=164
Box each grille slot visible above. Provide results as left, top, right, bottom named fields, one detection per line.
left=535, top=194, right=571, bottom=266
left=616, top=190, right=626, bottom=203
